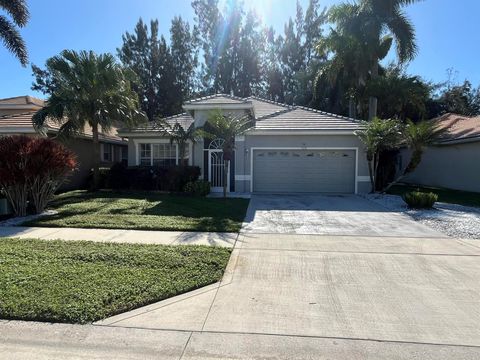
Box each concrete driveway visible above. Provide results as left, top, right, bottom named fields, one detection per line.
left=242, top=194, right=444, bottom=237
left=92, top=233, right=480, bottom=358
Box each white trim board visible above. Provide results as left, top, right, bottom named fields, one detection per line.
left=249, top=147, right=360, bottom=194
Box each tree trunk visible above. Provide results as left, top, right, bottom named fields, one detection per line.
left=92, top=123, right=100, bottom=191
left=367, top=159, right=375, bottom=193
left=222, top=160, right=229, bottom=199
left=348, top=96, right=356, bottom=119
left=382, top=149, right=423, bottom=193
left=373, top=152, right=381, bottom=192
left=368, top=61, right=379, bottom=120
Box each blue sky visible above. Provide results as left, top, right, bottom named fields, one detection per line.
left=1, top=0, right=479, bottom=99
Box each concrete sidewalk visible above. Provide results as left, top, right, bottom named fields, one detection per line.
left=1, top=320, right=479, bottom=360
left=0, top=226, right=236, bottom=247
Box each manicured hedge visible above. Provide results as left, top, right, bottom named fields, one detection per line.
left=95, top=163, right=201, bottom=192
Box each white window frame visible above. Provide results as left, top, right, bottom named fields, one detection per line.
left=134, top=139, right=193, bottom=166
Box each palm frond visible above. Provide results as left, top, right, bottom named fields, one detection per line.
left=387, top=9, right=418, bottom=63
left=0, top=15, right=27, bottom=65
left=0, top=0, right=29, bottom=26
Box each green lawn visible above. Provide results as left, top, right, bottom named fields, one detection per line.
left=24, top=191, right=249, bottom=232
left=0, top=238, right=231, bottom=323
left=388, top=184, right=480, bottom=208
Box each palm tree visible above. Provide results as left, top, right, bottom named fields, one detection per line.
left=33, top=50, right=145, bottom=189
left=201, top=110, right=253, bottom=198
left=383, top=120, right=447, bottom=192
left=1, top=0, right=29, bottom=66
left=165, top=122, right=199, bottom=166
left=330, top=0, right=421, bottom=119
left=355, top=117, right=403, bottom=192
left=316, top=29, right=374, bottom=118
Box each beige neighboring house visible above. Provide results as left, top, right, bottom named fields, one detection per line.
left=119, top=94, right=370, bottom=194
left=0, top=96, right=128, bottom=190
left=402, top=113, right=480, bottom=193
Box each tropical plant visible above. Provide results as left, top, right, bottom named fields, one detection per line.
left=0, top=136, right=76, bottom=216
left=164, top=122, right=199, bottom=166
left=32, top=50, right=145, bottom=190
left=329, top=0, right=421, bottom=119
left=315, top=29, right=372, bottom=117
left=201, top=110, right=253, bottom=198
left=1, top=0, right=29, bottom=66
left=366, top=65, right=432, bottom=121
left=355, top=117, right=404, bottom=192
left=383, top=120, right=447, bottom=192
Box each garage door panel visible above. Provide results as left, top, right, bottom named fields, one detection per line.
left=253, top=150, right=355, bottom=193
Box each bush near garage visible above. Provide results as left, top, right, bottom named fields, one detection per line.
left=402, top=190, right=438, bottom=209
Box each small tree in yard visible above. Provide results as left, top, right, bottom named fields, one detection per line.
left=165, top=122, right=199, bottom=166
left=27, top=138, right=77, bottom=213
left=0, top=135, right=76, bottom=216
left=0, top=136, right=31, bottom=216
left=383, top=120, right=447, bottom=192
left=355, top=117, right=403, bottom=192
left=201, top=110, right=253, bottom=198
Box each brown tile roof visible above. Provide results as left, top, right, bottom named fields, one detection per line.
left=0, top=111, right=125, bottom=143
left=432, top=113, right=480, bottom=143
left=0, top=95, right=45, bottom=107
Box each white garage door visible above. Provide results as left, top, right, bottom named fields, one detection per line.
left=253, top=149, right=356, bottom=193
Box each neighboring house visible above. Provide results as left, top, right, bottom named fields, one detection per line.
left=118, top=94, right=370, bottom=194
left=0, top=96, right=128, bottom=190
left=402, top=113, right=480, bottom=193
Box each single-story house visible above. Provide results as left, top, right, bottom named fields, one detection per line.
left=401, top=113, right=480, bottom=193
left=0, top=96, right=128, bottom=189
left=118, top=94, right=370, bottom=194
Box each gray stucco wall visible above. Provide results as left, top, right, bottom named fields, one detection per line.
left=234, top=134, right=370, bottom=193
left=401, top=142, right=480, bottom=193
left=57, top=137, right=126, bottom=190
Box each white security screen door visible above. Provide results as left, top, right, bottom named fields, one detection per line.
left=208, top=150, right=230, bottom=193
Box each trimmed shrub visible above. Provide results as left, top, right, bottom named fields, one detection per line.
left=0, top=135, right=77, bottom=216
left=101, top=165, right=201, bottom=192
left=184, top=180, right=211, bottom=196
left=402, top=191, right=438, bottom=209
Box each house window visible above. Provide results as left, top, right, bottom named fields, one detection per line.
left=121, top=146, right=128, bottom=164
left=153, top=144, right=176, bottom=167
left=138, top=143, right=177, bottom=166
left=139, top=144, right=152, bottom=165
left=102, top=144, right=112, bottom=162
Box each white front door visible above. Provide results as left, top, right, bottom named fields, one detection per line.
left=208, top=150, right=230, bottom=193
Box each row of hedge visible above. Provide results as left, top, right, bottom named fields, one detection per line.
left=92, top=163, right=210, bottom=195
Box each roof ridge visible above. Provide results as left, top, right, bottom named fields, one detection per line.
left=295, top=105, right=361, bottom=123
left=185, top=93, right=249, bottom=104
left=255, top=107, right=295, bottom=121
left=247, top=96, right=291, bottom=109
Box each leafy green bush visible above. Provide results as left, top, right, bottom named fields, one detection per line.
left=402, top=191, right=438, bottom=209
left=91, top=164, right=201, bottom=192
left=184, top=180, right=211, bottom=196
